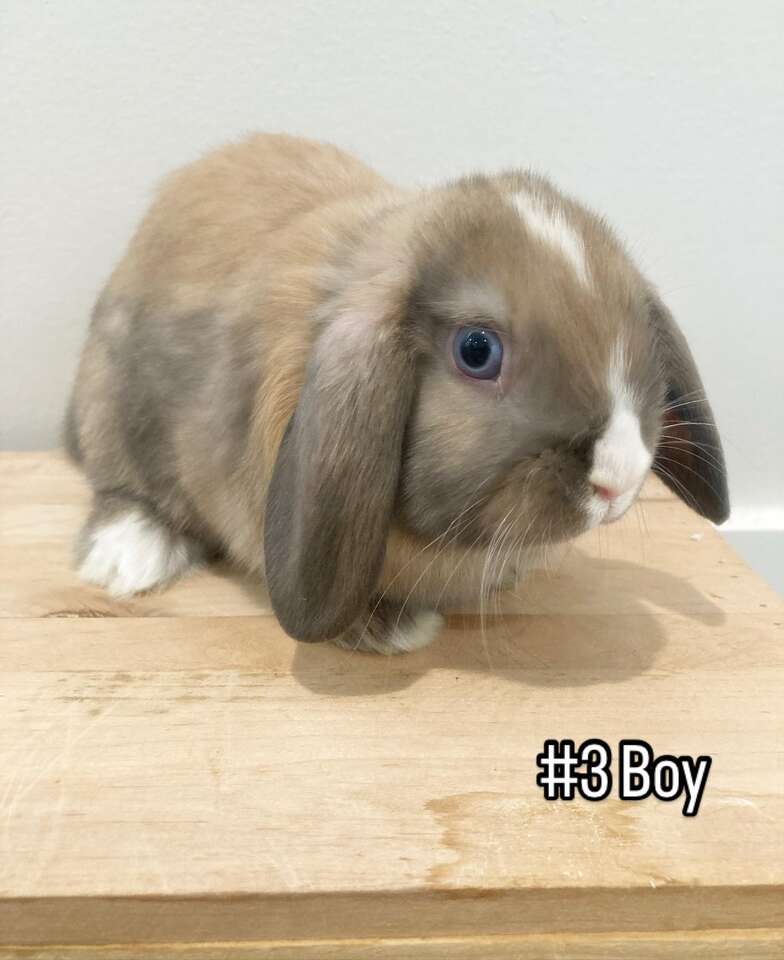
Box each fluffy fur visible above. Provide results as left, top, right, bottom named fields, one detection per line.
left=66, top=134, right=728, bottom=653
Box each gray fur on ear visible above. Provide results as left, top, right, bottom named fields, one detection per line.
left=263, top=293, right=418, bottom=643
left=648, top=295, right=729, bottom=524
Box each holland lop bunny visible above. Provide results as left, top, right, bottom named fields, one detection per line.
left=66, top=134, right=728, bottom=653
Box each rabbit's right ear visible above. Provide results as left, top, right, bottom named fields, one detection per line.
left=263, top=265, right=418, bottom=643
left=647, top=293, right=730, bottom=524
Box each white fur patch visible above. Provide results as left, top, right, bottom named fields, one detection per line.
left=385, top=610, right=444, bottom=654
left=338, top=609, right=445, bottom=656
left=587, top=343, right=653, bottom=525
left=511, top=190, right=589, bottom=287
left=79, top=509, right=198, bottom=597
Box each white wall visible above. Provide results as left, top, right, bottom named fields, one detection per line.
left=2, top=1, right=782, bottom=532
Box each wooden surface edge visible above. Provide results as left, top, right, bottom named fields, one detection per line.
left=2, top=928, right=783, bottom=959
left=2, top=885, right=781, bottom=947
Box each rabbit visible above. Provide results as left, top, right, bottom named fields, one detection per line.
left=65, top=133, right=729, bottom=654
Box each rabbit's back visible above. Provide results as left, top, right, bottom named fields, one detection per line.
left=66, top=134, right=395, bottom=567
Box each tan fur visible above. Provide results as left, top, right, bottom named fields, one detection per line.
left=77, top=135, right=404, bottom=565
left=66, top=133, right=728, bottom=651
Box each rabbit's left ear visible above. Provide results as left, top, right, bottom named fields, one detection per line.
left=648, top=294, right=729, bottom=524
left=264, top=267, right=418, bottom=643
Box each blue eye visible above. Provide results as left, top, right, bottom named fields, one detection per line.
left=453, top=327, right=503, bottom=380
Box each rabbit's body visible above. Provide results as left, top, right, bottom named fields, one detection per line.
left=67, top=133, right=728, bottom=653
left=69, top=136, right=392, bottom=566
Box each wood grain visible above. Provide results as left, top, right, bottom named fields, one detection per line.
left=2, top=930, right=784, bottom=960
left=0, top=453, right=782, bottom=956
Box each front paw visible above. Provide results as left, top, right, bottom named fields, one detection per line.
left=332, top=601, right=444, bottom=655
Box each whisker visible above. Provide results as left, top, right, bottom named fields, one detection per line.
left=388, top=491, right=492, bottom=637
left=656, top=442, right=725, bottom=472
left=662, top=394, right=706, bottom=413
left=654, top=453, right=725, bottom=502
left=664, top=387, right=705, bottom=402
left=633, top=499, right=647, bottom=562
left=479, top=506, right=515, bottom=671
left=657, top=435, right=724, bottom=453
left=433, top=525, right=487, bottom=609
left=653, top=462, right=701, bottom=512
left=352, top=482, right=492, bottom=650
left=659, top=420, right=717, bottom=430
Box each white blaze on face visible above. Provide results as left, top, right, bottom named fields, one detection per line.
left=588, top=343, right=653, bottom=525
left=511, top=190, right=590, bottom=287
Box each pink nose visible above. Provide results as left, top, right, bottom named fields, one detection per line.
left=592, top=483, right=619, bottom=502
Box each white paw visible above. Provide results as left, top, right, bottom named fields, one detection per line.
left=385, top=610, right=444, bottom=654
left=78, top=509, right=199, bottom=597
left=335, top=609, right=444, bottom=655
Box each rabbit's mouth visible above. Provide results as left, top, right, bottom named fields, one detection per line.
left=584, top=477, right=646, bottom=529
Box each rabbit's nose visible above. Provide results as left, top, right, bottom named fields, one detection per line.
left=591, top=483, right=619, bottom=501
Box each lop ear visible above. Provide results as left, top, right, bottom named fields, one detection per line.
left=264, top=277, right=418, bottom=642
left=648, top=294, right=729, bottom=524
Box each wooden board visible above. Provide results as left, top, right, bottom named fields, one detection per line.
left=0, top=452, right=782, bottom=957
